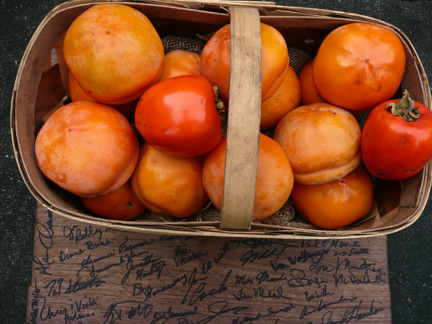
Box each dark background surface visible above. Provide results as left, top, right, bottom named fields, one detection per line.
left=1, top=0, right=431, bottom=323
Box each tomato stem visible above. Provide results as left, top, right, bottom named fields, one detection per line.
left=387, top=89, right=420, bottom=122
left=213, top=86, right=225, bottom=112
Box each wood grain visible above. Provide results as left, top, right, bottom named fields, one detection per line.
left=220, top=6, right=262, bottom=230
left=27, top=204, right=392, bottom=323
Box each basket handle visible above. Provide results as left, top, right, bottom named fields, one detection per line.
left=220, top=5, right=262, bottom=230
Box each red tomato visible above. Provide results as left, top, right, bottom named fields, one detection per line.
left=361, top=90, right=432, bottom=180
left=135, top=75, right=222, bottom=157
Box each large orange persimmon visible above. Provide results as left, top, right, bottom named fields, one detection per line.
left=131, top=144, right=209, bottom=218
left=313, top=22, right=406, bottom=111
left=35, top=101, right=139, bottom=197
left=63, top=4, right=164, bottom=105
left=291, top=165, right=374, bottom=230
left=202, top=134, right=294, bottom=221
left=200, top=22, right=288, bottom=102
left=273, top=103, right=361, bottom=185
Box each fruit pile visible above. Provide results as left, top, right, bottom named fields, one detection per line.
left=34, top=4, right=432, bottom=229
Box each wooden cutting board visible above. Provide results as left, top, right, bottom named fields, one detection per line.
left=27, top=203, right=391, bottom=323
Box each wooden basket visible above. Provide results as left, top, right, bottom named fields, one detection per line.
left=11, top=0, right=432, bottom=239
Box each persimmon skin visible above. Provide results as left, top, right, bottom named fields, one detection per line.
left=298, top=58, right=328, bottom=105
left=131, top=144, right=209, bottom=218
left=68, top=71, right=96, bottom=103
left=200, top=22, right=288, bottom=102
left=35, top=101, right=139, bottom=197
left=202, top=134, right=294, bottom=221
left=260, top=63, right=301, bottom=130
left=81, top=181, right=146, bottom=220
left=291, top=166, right=374, bottom=230
left=68, top=71, right=137, bottom=120
left=158, top=49, right=200, bottom=82
left=313, top=22, right=406, bottom=111
left=63, top=4, right=164, bottom=105
left=273, top=103, right=361, bottom=185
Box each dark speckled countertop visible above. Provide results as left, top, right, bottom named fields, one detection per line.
left=1, top=1, right=431, bottom=323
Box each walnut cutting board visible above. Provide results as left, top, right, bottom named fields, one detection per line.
left=27, top=203, right=392, bottom=323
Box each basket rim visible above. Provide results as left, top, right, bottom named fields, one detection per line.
left=10, top=0, right=432, bottom=239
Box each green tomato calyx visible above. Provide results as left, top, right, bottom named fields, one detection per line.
left=387, top=89, right=420, bottom=122
left=213, top=85, right=225, bottom=112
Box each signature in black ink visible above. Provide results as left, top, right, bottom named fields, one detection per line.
left=150, top=306, right=198, bottom=324
left=234, top=274, right=254, bottom=286
left=333, top=247, right=369, bottom=257
left=298, top=248, right=329, bottom=265
left=302, top=239, right=360, bottom=249
left=133, top=272, right=188, bottom=302
left=152, top=273, right=187, bottom=298
left=255, top=270, right=287, bottom=285
left=86, top=238, right=113, bottom=250
left=64, top=275, right=106, bottom=294
left=232, top=303, right=296, bottom=324
left=76, top=248, right=125, bottom=282
left=39, top=295, right=97, bottom=324
left=33, top=255, right=54, bottom=276
left=304, top=284, right=334, bottom=302
left=335, top=257, right=379, bottom=274
left=320, top=299, right=385, bottom=324
left=198, top=300, right=249, bottom=324
left=179, top=268, right=207, bottom=306
left=126, top=252, right=166, bottom=285
left=174, top=247, right=209, bottom=267
left=239, top=246, right=288, bottom=267
left=233, top=238, right=298, bottom=250
left=45, top=278, right=64, bottom=296
left=233, top=286, right=291, bottom=301
left=59, top=247, right=86, bottom=262
left=34, top=210, right=55, bottom=275
left=334, top=269, right=386, bottom=287
left=213, top=241, right=230, bottom=264
left=63, top=224, right=105, bottom=244
left=270, top=259, right=291, bottom=271
left=255, top=269, right=326, bottom=289
left=44, top=275, right=106, bottom=295
left=300, top=295, right=358, bottom=319
left=254, top=286, right=291, bottom=300
left=29, top=279, right=42, bottom=324
left=80, top=251, right=117, bottom=275
left=183, top=268, right=232, bottom=306
left=103, top=301, right=153, bottom=323
left=118, top=236, right=154, bottom=254
left=287, top=269, right=327, bottom=288
left=309, top=262, right=335, bottom=275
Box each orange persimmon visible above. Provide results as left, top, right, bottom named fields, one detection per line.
left=63, top=4, right=164, bottom=105
left=202, top=134, right=294, bottom=221
left=35, top=101, right=139, bottom=197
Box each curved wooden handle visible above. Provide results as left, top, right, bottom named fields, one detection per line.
left=220, top=6, right=262, bottom=230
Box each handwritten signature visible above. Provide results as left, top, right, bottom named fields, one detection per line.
left=34, top=210, right=55, bottom=275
